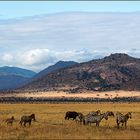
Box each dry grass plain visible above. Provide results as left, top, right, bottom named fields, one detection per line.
left=0, top=103, right=140, bottom=139
left=2, top=90, right=140, bottom=98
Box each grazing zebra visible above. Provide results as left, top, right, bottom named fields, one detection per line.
left=19, top=113, right=36, bottom=127
left=83, top=113, right=109, bottom=127
left=88, top=110, right=101, bottom=116
left=5, top=116, right=15, bottom=125
left=116, top=112, right=132, bottom=129
left=106, top=111, right=114, bottom=117
left=75, top=112, right=84, bottom=124
left=83, top=110, right=101, bottom=125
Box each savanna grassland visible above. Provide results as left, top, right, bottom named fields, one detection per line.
left=0, top=103, right=140, bottom=139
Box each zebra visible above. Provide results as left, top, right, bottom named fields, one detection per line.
left=88, top=110, right=101, bottom=116
left=83, top=112, right=109, bottom=127
left=116, top=112, right=132, bottom=129
left=106, top=111, right=114, bottom=117
left=75, top=112, right=84, bottom=124
left=19, top=113, right=36, bottom=127
left=75, top=110, right=101, bottom=125
left=5, top=116, right=15, bottom=125
left=83, top=110, right=101, bottom=125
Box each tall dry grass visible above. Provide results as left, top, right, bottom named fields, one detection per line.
left=0, top=103, right=140, bottom=139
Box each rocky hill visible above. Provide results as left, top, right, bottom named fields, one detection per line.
left=21, top=53, right=140, bottom=91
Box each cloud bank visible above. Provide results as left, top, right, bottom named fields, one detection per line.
left=0, top=12, right=140, bottom=71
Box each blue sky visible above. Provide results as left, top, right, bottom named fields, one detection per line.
left=1, top=1, right=140, bottom=19
left=0, top=1, right=140, bottom=72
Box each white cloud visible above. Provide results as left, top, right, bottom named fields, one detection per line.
left=0, top=48, right=105, bottom=72
left=54, top=49, right=104, bottom=62
left=20, top=48, right=55, bottom=66
left=127, top=48, right=140, bottom=58
left=0, top=12, right=140, bottom=71
left=2, top=53, right=13, bottom=63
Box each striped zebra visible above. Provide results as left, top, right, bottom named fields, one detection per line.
left=83, top=110, right=101, bottom=125
left=83, top=112, right=109, bottom=127
left=106, top=111, right=114, bottom=117
left=75, top=112, right=84, bottom=124
left=116, top=112, right=132, bottom=129
left=19, top=114, right=36, bottom=127
left=88, top=110, right=101, bottom=116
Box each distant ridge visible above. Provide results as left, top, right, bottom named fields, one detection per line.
left=0, top=66, right=36, bottom=90
left=32, top=61, right=78, bottom=80
left=21, top=53, right=140, bottom=91
left=0, top=66, right=36, bottom=78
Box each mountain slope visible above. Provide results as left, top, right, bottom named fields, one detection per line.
left=21, top=53, right=140, bottom=91
left=0, top=66, right=36, bottom=90
left=0, top=75, right=29, bottom=90
left=0, top=66, right=36, bottom=78
left=33, top=61, right=78, bottom=80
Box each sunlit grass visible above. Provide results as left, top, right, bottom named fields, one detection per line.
left=0, top=103, right=140, bottom=139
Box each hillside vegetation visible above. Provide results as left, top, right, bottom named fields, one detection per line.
left=22, top=53, right=140, bottom=91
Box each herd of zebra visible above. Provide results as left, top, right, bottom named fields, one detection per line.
left=65, top=110, right=132, bottom=129
left=5, top=114, right=36, bottom=127
left=4, top=110, right=132, bottom=129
